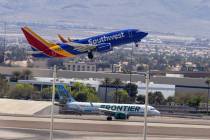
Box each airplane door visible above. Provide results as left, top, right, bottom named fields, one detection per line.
left=128, top=31, right=133, bottom=38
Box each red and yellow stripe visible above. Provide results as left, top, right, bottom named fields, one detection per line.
left=21, top=26, right=75, bottom=58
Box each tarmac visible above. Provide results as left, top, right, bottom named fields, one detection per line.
left=0, top=99, right=210, bottom=139
left=0, top=99, right=51, bottom=115
left=0, top=115, right=210, bottom=139
left=0, top=127, right=209, bottom=140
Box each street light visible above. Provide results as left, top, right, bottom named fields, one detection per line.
left=129, top=44, right=134, bottom=101
left=0, top=22, right=6, bottom=63
left=50, top=65, right=56, bottom=140
left=143, top=69, right=149, bottom=140
left=205, top=79, right=210, bottom=115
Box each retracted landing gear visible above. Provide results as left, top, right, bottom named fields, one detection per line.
left=107, top=116, right=112, bottom=121
left=88, top=51, right=93, bottom=59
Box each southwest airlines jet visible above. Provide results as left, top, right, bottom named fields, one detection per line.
left=57, top=85, right=160, bottom=121
left=21, top=27, right=148, bottom=59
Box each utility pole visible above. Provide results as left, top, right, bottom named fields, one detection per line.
left=50, top=65, right=56, bottom=140
left=207, top=83, right=209, bottom=115
left=1, top=22, right=6, bottom=63
left=143, top=70, right=149, bottom=140
left=205, top=79, right=210, bottom=115
left=129, top=44, right=134, bottom=101
left=105, top=80, right=107, bottom=103
left=4, top=22, right=6, bottom=53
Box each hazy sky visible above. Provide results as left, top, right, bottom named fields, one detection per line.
left=1, top=0, right=210, bottom=37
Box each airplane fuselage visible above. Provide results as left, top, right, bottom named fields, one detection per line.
left=22, top=26, right=148, bottom=59
left=58, top=29, right=148, bottom=55
left=65, top=101, right=160, bottom=116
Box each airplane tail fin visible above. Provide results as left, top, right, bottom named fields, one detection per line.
left=56, top=84, right=76, bottom=103
left=21, top=26, right=55, bottom=53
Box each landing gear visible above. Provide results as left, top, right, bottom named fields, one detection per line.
left=88, top=51, right=93, bottom=59
left=135, top=43, right=139, bottom=47
left=107, top=116, right=112, bottom=121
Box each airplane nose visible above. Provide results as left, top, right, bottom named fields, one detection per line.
left=137, top=31, right=148, bottom=38
left=142, top=32, right=148, bottom=37
left=155, top=110, right=161, bottom=116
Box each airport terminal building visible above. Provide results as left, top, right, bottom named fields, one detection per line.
left=0, top=66, right=209, bottom=99
left=18, top=76, right=175, bottom=102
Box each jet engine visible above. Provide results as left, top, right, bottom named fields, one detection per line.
left=114, top=112, right=127, bottom=120
left=96, top=43, right=112, bottom=53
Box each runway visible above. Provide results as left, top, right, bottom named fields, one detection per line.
left=0, top=127, right=209, bottom=140
left=0, top=115, right=210, bottom=139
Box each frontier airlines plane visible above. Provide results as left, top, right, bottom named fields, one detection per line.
left=57, top=85, right=160, bottom=121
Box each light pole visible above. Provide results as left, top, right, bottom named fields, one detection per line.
left=0, top=22, right=6, bottom=63
left=50, top=65, right=56, bottom=140
left=105, top=80, right=107, bottom=103
left=129, top=44, right=134, bottom=102
left=3, top=22, right=6, bottom=62
left=207, top=83, right=209, bottom=115
left=205, top=79, right=210, bottom=115
left=143, top=70, right=149, bottom=140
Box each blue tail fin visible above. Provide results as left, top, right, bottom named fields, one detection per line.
left=56, top=84, right=76, bottom=103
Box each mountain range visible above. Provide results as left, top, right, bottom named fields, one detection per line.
left=1, top=0, right=210, bottom=37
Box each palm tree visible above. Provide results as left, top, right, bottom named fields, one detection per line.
left=22, top=69, right=32, bottom=80
left=0, top=74, right=8, bottom=97
left=12, top=71, right=21, bottom=82
left=102, top=77, right=111, bottom=103
left=112, top=78, right=123, bottom=103
left=205, top=78, right=210, bottom=115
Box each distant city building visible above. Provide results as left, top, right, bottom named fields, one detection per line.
left=18, top=77, right=100, bottom=91
left=98, top=82, right=175, bottom=102
left=4, top=60, right=30, bottom=67
left=136, top=82, right=175, bottom=98
left=64, top=61, right=96, bottom=72
left=166, top=73, right=184, bottom=78
left=18, top=76, right=175, bottom=102
left=113, top=63, right=122, bottom=73
left=182, top=62, right=206, bottom=72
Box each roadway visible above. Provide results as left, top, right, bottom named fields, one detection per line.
left=0, top=115, right=210, bottom=139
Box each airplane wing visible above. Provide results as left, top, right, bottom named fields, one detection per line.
left=58, top=34, right=96, bottom=52
left=66, top=42, right=96, bottom=52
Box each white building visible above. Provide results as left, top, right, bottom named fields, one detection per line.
left=64, top=61, right=96, bottom=72
left=19, top=77, right=175, bottom=99
left=136, top=81, right=175, bottom=98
